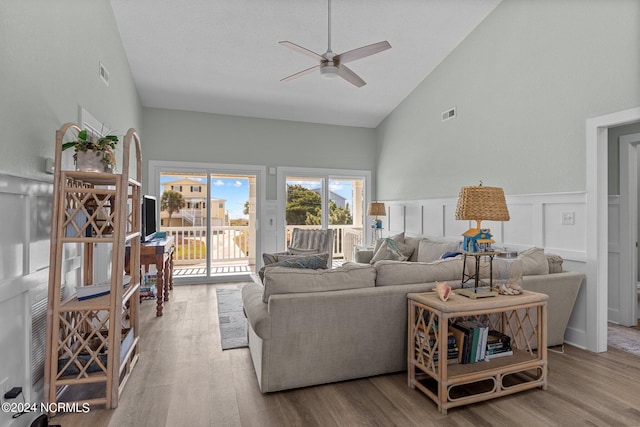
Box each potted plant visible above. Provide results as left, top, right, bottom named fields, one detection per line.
left=62, top=129, right=119, bottom=173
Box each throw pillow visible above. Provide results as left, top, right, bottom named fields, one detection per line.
left=369, top=238, right=409, bottom=264
left=417, top=239, right=461, bottom=263
left=258, top=253, right=329, bottom=282
left=287, top=247, right=319, bottom=255
left=373, top=232, right=405, bottom=255
left=518, top=247, right=549, bottom=275
left=263, top=252, right=279, bottom=265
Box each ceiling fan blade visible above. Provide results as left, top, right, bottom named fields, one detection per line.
left=337, top=65, right=366, bottom=88
left=279, top=41, right=324, bottom=62
left=281, top=64, right=320, bottom=82
left=336, top=41, right=391, bottom=64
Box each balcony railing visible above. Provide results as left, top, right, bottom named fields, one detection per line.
left=285, top=225, right=363, bottom=260
left=162, top=225, right=250, bottom=265
left=162, top=224, right=363, bottom=266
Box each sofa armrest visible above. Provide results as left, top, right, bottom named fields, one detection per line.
left=354, top=249, right=374, bottom=264
left=241, top=282, right=271, bottom=340
left=522, top=271, right=584, bottom=347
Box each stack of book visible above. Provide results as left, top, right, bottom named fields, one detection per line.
left=139, top=284, right=157, bottom=300
left=450, top=320, right=490, bottom=364
left=485, top=330, right=513, bottom=359
left=416, top=330, right=459, bottom=364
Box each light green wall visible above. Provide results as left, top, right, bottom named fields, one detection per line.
left=376, top=0, right=640, bottom=200
left=141, top=108, right=376, bottom=199
left=608, top=122, right=640, bottom=195
left=0, top=0, right=142, bottom=178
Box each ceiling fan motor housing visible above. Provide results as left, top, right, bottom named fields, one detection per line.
left=320, top=63, right=339, bottom=79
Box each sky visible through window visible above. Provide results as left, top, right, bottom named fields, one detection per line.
left=160, top=175, right=249, bottom=220
left=159, top=176, right=355, bottom=220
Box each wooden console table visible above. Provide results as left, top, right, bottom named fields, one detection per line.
left=127, top=236, right=175, bottom=316
left=407, top=290, right=548, bottom=414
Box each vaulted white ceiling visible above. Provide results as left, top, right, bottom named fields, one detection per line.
left=109, top=0, right=501, bottom=128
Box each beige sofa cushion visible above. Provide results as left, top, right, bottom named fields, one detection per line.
left=404, top=236, right=422, bottom=262
left=518, top=247, right=549, bottom=275
left=375, top=257, right=463, bottom=286
left=417, top=239, right=460, bottom=263
left=263, top=262, right=376, bottom=302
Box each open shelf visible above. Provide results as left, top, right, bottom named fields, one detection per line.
left=45, top=123, right=142, bottom=409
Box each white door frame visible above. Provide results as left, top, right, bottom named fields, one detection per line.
left=148, top=160, right=266, bottom=283
left=586, top=107, right=640, bottom=352
left=619, top=132, right=640, bottom=325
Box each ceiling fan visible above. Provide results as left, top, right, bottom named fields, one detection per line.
left=279, top=0, right=391, bottom=88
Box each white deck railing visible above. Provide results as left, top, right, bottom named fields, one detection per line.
left=162, top=224, right=363, bottom=266
left=162, top=225, right=250, bottom=265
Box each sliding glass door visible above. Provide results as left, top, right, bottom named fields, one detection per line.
left=149, top=161, right=264, bottom=283
left=279, top=168, right=370, bottom=265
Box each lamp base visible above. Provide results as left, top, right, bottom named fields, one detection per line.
left=456, top=287, right=499, bottom=299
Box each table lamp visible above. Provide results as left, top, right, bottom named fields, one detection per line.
left=367, top=202, right=386, bottom=242
left=455, top=182, right=510, bottom=252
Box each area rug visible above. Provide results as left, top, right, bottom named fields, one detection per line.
left=607, top=323, right=640, bottom=357
left=216, top=284, right=248, bottom=350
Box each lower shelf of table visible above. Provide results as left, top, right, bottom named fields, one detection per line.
left=410, top=350, right=546, bottom=414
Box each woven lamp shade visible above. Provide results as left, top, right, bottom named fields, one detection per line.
left=368, top=202, right=386, bottom=216
left=455, top=185, right=510, bottom=226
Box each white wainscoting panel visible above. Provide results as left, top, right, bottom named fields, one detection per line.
left=503, top=203, right=534, bottom=245
left=381, top=191, right=588, bottom=348
left=607, top=196, right=624, bottom=323
left=0, top=172, right=55, bottom=425
left=404, top=205, right=422, bottom=236
left=387, top=205, right=404, bottom=234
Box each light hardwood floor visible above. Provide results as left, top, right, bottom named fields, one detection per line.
left=51, top=284, right=640, bottom=427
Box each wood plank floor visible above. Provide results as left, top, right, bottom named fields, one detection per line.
left=51, top=284, right=640, bottom=427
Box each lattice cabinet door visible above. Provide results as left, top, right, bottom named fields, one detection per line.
left=45, top=123, right=142, bottom=409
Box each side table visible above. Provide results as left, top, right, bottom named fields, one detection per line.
left=407, top=290, right=548, bottom=414
left=126, top=236, right=175, bottom=316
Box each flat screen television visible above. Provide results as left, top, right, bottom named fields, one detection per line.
left=141, top=195, right=157, bottom=242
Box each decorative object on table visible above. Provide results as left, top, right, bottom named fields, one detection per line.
left=367, top=201, right=386, bottom=242
left=61, top=129, right=119, bottom=173
left=435, top=281, right=452, bottom=301
left=497, top=282, right=522, bottom=295
left=455, top=181, right=510, bottom=253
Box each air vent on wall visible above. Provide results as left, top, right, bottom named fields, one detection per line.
left=99, top=62, right=110, bottom=86
left=441, top=107, right=456, bottom=122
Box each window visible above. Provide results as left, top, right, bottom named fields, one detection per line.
left=191, top=185, right=202, bottom=192
left=171, top=185, right=182, bottom=192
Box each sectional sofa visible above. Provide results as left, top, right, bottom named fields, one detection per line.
left=242, top=237, right=584, bottom=393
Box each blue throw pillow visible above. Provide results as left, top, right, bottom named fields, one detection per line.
left=258, top=253, right=330, bottom=282
left=440, top=251, right=461, bottom=259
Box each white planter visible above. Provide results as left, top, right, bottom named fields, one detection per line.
left=75, top=151, right=114, bottom=173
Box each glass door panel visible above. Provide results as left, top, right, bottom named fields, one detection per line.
left=285, top=176, right=325, bottom=246
left=159, top=170, right=256, bottom=282
left=283, top=174, right=366, bottom=264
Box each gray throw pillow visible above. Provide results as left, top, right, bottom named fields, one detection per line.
left=370, top=238, right=409, bottom=264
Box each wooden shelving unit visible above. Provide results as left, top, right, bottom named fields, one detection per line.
left=44, top=123, right=142, bottom=408
left=407, top=290, right=548, bottom=414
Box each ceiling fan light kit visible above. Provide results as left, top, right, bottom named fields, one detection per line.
left=280, top=0, right=391, bottom=87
